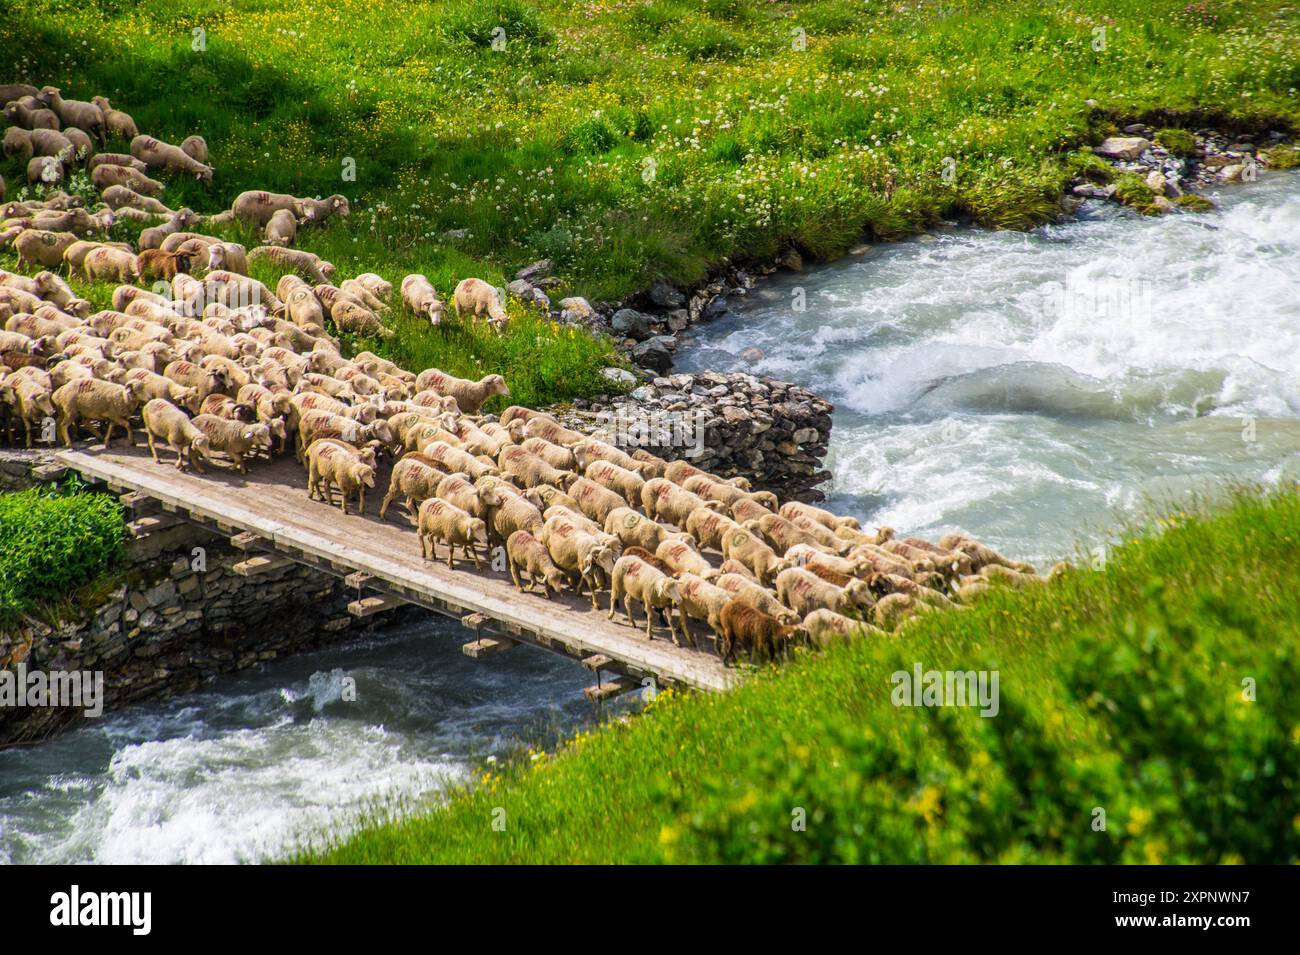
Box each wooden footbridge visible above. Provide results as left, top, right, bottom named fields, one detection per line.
left=51, top=445, right=738, bottom=695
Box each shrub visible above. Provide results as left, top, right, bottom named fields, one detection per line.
left=441, top=0, right=555, bottom=48
left=0, top=486, right=125, bottom=626
left=1155, top=127, right=1199, bottom=157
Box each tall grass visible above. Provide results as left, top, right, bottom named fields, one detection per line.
left=301, top=489, right=1300, bottom=863
left=2, top=0, right=1296, bottom=305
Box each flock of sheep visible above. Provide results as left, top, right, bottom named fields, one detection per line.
left=0, top=81, right=1061, bottom=666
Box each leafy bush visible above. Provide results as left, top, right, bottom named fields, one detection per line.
left=0, top=487, right=125, bottom=626
left=441, top=0, right=554, bottom=48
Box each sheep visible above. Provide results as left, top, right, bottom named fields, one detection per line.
left=203, top=270, right=279, bottom=311
left=27, top=156, right=63, bottom=187
left=130, top=134, right=213, bottom=181
left=89, top=97, right=138, bottom=141
left=682, top=474, right=778, bottom=512
left=607, top=553, right=682, bottom=643
left=673, top=572, right=732, bottom=646
left=718, top=602, right=802, bottom=665
left=497, top=445, right=576, bottom=490
left=11, top=229, right=79, bottom=271
left=138, top=399, right=209, bottom=470
left=776, top=567, right=875, bottom=619
left=5, top=376, right=56, bottom=446
left=605, top=505, right=683, bottom=552
left=479, top=475, right=544, bottom=544
left=849, top=543, right=927, bottom=581
left=780, top=500, right=861, bottom=532
left=263, top=209, right=297, bottom=246
left=894, top=537, right=975, bottom=577
left=801, top=608, right=880, bottom=649
left=684, top=506, right=742, bottom=552
left=245, top=245, right=333, bottom=285
left=298, top=194, right=350, bottom=225
left=340, top=279, right=388, bottom=314
left=417, top=497, right=486, bottom=569
left=180, top=135, right=208, bottom=164
left=101, top=184, right=171, bottom=215
left=0, top=84, right=39, bottom=104
left=400, top=274, right=443, bottom=325
left=275, top=275, right=328, bottom=331
left=541, top=511, right=617, bottom=609
left=418, top=439, right=496, bottom=480
left=134, top=248, right=191, bottom=282
left=2, top=130, right=34, bottom=167
left=498, top=406, right=553, bottom=428
left=4, top=100, right=60, bottom=131
left=191, top=414, right=271, bottom=473
left=51, top=378, right=137, bottom=447
left=86, top=152, right=148, bottom=175
left=665, top=459, right=749, bottom=490
left=124, top=368, right=199, bottom=410
left=305, top=439, right=375, bottom=514
left=641, top=477, right=723, bottom=527
left=59, top=127, right=94, bottom=165
left=36, top=87, right=105, bottom=143
left=938, top=532, right=1037, bottom=574
left=30, top=271, right=81, bottom=312
left=91, top=163, right=164, bottom=196
left=506, top=530, right=569, bottom=598
left=584, top=459, right=645, bottom=503
left=746, top=513, right=848, bottom=557
left=779, top=511, right=855, bottom=553
left=295, top=409, right=379, bottom=461
left=566, top=475, right=630, bottom=526
left=871, top=592, right=917, bottom=631
left=523, top=484, right=579, bottom=517
left=198, top=393, right=256, bottom=422
left=452, top=277, right=509, bottom=334
left=785, top=542, right=868, bottom=580
left=719, top=526, right=790, bottom=587
left=655, top=536, right=717, bottom=581
left=376, top=456, right=443, bottom=522
left=329, top=296, right=391, bottom=338
left=522, top=415, right=585, bottom=447
left=714, top=573, right=798, bottom=625
left=834, top=524, right=896, bottom=547
left=436, top=472, right=500, bottom=521
left=628, top=448, right=669, bottom=478
left=413, top=369, right=509, bottom=415
left=163, top=359, right=225, bottom=402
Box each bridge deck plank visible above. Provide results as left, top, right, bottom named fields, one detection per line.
left=57, top=446, right=736, bottom=692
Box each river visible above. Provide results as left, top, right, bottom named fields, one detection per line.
left=2, top=174, right=1296, bottom=864
left=678, top=172, right=1300, bottom=567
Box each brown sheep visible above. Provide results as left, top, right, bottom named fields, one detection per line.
left=718, top=602, right=803, bottom=665
left=134, top=249, right=191, bottom=282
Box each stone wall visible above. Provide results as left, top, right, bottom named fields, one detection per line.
left=561, top=371, right=834, bottom=502
left=0, top=510, right=407, bottom=746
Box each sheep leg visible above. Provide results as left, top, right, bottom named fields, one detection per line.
left=509, top=560, right=525, bottom=593
left=102, top=421, right=115, bottom=449
left=664, top=606, right=681, bottom=647
left=379, top=486, right=396, bottom=519
left=446, top=539, right=456, bottom=570
left=146, top=430, right=160, bottom=464
left=607, top=580, right=622, bottom=620
left=644, top=599, right=655, bottom=641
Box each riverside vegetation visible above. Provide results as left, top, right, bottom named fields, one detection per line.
left=306, top=489, right=1300, bottom=863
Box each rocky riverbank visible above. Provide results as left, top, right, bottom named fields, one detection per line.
left=557, top=371, right=834, bottom=502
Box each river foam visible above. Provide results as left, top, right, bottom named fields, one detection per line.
left=678, top=173, right=1300, bottom=565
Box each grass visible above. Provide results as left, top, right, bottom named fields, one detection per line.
left=0, top=480, right=126, bottom=629
left=301, top=488, right=1300, bottom=863
left=3, top=0, right=1297, bottom=311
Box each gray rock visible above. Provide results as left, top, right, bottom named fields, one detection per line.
left=1094, top=137, right=1151, bottom=160
left=630, top=337, right=673, bottom=374
left=611, top=308, right=653, bottom=340
left=515, top=259, right=552, bottom=282
left=601, top=367, right=637, bottom=387
left=649, top=281, right=685, bottom=308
